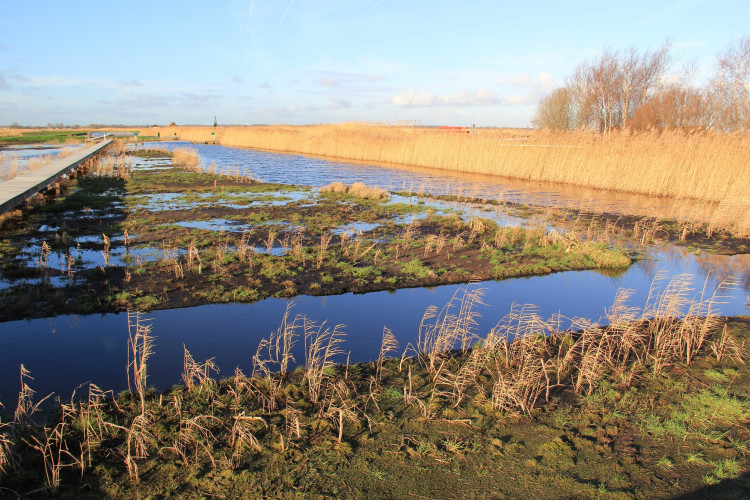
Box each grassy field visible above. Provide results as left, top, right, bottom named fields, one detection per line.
left=142, top=124, right=750, bottom=236
left=0, top=129, right=89, bottom=145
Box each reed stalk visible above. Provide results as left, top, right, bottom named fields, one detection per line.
left=182, top=346, right=219, bottom=391
left=303, top=316, right=347, bottom=404
left=127, top=311, right=155, bottom=413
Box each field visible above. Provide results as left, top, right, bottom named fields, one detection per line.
left=0, top=129, right=89, bottom=145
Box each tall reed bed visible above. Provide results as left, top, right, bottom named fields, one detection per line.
left=145, top=124, right=750, bottom=234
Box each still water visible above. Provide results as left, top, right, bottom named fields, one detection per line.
left=145, top=141, right=692, bottom=217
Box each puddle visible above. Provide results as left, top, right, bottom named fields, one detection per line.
left=128, top=190, right=312, bottom=212
left=0, top=144, right=86, bottom=181
left=175, top=219, right=251, bottom=232
left=21, top=244, right=174, bottom=271
left=128, top=156, right=172, bottom=170
left=251, top=245, right=290, bottom=256
left=388, top=194, right=528, bottom=227
left=332, top=222, right=382, bottom=235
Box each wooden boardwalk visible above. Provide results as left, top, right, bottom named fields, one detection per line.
left=0, top=140, right=112, bottom=215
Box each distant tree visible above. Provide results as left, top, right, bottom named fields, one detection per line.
left=712, top=35, right=750, bottom=131
left=532, top=87, right=575, bottom=129
left=630, top=86, right=714, bottom=130
left=535, top=43, right=672, bottom=132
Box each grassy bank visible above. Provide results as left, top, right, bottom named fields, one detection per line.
left=0, top=290, right=747, bottom=498
left=141, top=124, right=750, bottom=235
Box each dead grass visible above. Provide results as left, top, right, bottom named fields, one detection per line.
left=171, top=147, right=201, bottom=170
left=320, top=181, right=388, bottom=200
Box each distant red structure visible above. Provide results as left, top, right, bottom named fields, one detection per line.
left=437, top=126, right=471, bottom=133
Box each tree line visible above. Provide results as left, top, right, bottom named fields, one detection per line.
left=532, top=36, right=750, bottom=132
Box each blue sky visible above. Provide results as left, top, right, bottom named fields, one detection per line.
left=0, top=0, right=747, bottom=127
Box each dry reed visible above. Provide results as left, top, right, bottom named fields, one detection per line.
left=253, top=302, right=298, bottom=378
left=145, top=124, right=750, bottom=234
left=127, top=311, right=155, bottom=413
left=376, top=327, right=399, bottom=383
left=303, top=316, right=347, bottom=404
left=23, top=418, right=81, bottom=494
left=1, top=270, right=743, bottom=492
left=171, top=148, right=201, bottom=170
left=320, top=181, right=388, bottom=200
left=182, top=346, right=219, bottom=391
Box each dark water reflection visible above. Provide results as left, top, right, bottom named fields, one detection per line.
left=1, top=248, right=747, bottom=402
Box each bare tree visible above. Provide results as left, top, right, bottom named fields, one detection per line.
left=630, top=61, right=714, bottom=130
left=637, top=41, right=672, bottom=110
left=531, top=87, right=575, bottom=129
left=713, top=35, right=750, bottom=131
left=536, top=42, right=673, bottom=132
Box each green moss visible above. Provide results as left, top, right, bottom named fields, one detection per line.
left=399, top=258, right=435, bottom=279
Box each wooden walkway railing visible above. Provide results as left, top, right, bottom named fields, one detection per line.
left=0, top=140, right=112, bottom=215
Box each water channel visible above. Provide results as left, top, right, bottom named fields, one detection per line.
left=0, top=142, right=747, bottom=403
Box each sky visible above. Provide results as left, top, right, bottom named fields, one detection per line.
left=0, top=0, right=747, bottom=127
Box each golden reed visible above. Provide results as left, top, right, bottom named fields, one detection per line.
left=141, top=123, right=750, bottom=234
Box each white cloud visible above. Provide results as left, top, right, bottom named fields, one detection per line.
left=288, top=104, right=319, bottom=112
left=502, top=73, right=533, bottom=87
left=119, top=79, right=143, bottom=87
left=319, top=77, right=339, bottom=88
left=392, top=89, right=437, bottom=107
left=537, top=72, right=557, bottom=91
left=314, top=71, right=386, bottom=89
left=12, top=75, right=116, bottom=89
left=326, top=97, right=351, bottom=109
left=497, top=72, right=559, bottom=106
left=104, top=91, right=220, bottom=109
left=392, top=73, right=560, bottom=109
left=392, top=87, right=500, bottom=108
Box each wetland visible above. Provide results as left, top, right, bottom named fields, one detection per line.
left=0, top=141, right=748, bottom=498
